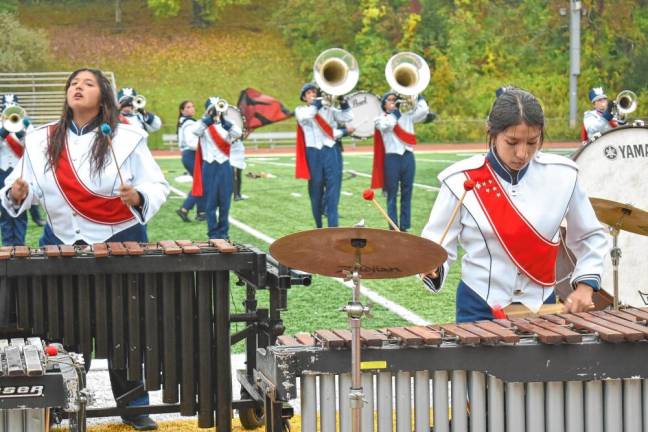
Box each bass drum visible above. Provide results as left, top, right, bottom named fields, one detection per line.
left=572, top=125, right=648, bottom=307
left=224, top=106, right=246, bottom=170
left=345, top=91, right=382, bottom=139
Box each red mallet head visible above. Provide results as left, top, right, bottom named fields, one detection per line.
left=45, top=345, right=58, bottom=357
left=362, top=189, right=375, bottom=201
left=463, top=179, right=476, bottom=191
left=491, top=305, right=507, bottom=320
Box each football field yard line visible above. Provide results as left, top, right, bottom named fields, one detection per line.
left=245, top=159, right=441, bottom=192
left=167, top=184, right=429, bottom=325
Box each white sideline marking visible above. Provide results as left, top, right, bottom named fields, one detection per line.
left=290, top=192, right=302, bottom=198
left=168, top=187, right=429, bottom=325
left=341, top=191, right=353, bottom=196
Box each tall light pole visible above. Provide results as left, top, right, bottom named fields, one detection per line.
left=568, top=0, right=581, bottom=128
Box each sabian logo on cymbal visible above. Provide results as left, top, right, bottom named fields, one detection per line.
left=604, top=144, right=648, bottom=160
left=337, top=265, right=401, bottom=273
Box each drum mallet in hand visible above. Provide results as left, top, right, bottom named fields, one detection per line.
left=423, top=179, right=475, bottom=280
left=100, top=123, right=125, bottom=186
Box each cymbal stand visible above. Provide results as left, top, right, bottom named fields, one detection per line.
left=610, top=207, right=630, bottom=310
left=342, top=238, right=372, bottom=432
left=610, top=227, right=621, bottom=310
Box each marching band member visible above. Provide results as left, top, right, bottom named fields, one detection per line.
left=371, top=92, right=429, bottom=232
left=295, top=82, right=353, bottom=228
left=581, top=86, right=621, bottom=143
left=175, top=100, right=206, bottom=222
left=118, top=87, right=162, bottom=133
left=422, top=88, right=608, bottom=323
left=1, top=68, right=168, bottom=431
left=190, top=96, right=242, bottom=239
left=0, top=94, right=31, bottom=245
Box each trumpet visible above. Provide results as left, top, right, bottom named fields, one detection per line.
left=205, top=97, right=229, bottom=119
left=314, top=48, right=359, bottom=105
left=385, top=52, right=430, bottom=112
left=1, top=105, right=27, bottom=133
left=132, top=95, right=147, bottom=111
left=614, top=90, right=637, bottom=118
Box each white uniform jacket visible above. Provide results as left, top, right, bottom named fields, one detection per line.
left=421, top=152, right=608, bottom=312
left=295, top=104, right=353, bottom=149
left=0, top=121, right=169, bottom=244
left=583, top=109, right=613, bottom=138
left=374, top=98, right=428, bottom=155
left=190, top=119, right=242, bottom=165
left=121, top=111, right=162, bottom=133
left=178, top=117, right=199, bottom=152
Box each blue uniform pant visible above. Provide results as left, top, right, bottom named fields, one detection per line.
left=306, top=146, right=341, bottom=228
left=180, top=149, right=204, bottom=214
left=0, top=168, right=27, bottom=246
left=39, top=222, right=150, bottom=412
left=203, top=159, right=233, bottom=239
left=384, top=151, right=415, bottom=232
left=456, top=280, right=556, bottom=323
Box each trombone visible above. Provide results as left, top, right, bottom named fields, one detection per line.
left=313, top=48, right=359, bottom=106
left=385, top=52, right=430, bottom=112
left=1, top=105, right=27, bottom=133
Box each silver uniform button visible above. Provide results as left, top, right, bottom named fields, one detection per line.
left=514, top=289, right=523, bottom=295
left=75, top=229, right=80, bottom=234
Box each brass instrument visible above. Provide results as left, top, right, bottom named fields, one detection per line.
left=132, top=94, right=147, bottom=111
left=1, top=105, right=27, bottom=133
left=385, top=52, right=430, bottom=112
left=313, top=48, right=359, bottom=105
left=614, top=90, right=637, bottom=119
left=204, top=97, right=229, bottom=120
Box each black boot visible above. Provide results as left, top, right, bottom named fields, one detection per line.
left=233, top=168, right=244, bottom=201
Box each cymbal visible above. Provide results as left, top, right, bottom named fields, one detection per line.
left=590, top=197, right=648, bottom=236
left=269, top=227, right=448, bottom=279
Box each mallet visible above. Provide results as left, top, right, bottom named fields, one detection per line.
left=362, top=188, right=400, bottom=231
left=100, top=123, right=125, bottom=186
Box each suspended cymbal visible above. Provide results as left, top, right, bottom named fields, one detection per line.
left=590, top=197, right=648, bottom=236
left=269, top=227, right=448, bottom=279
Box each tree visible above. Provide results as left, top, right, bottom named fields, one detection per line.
left=146, top=0, right=250, bottom=26
left=0, top=13, right=49, bottom=72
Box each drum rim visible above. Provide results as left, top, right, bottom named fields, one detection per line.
left=225, top=105, right=247, bottom=136
left=573, top=124, right=648, bottom=161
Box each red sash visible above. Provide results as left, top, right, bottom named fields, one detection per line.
left=50, top=126, right=134, bottom=225
left=371, top=129, right=386, bottom=189
left=394, top=123, right=417, bottom=146
left=191, top=139, right=204, bottom=197
left=5, top=134, right=24, bottom=158
left=314, top=113, right=334, bottom=140
left=295, top=124, right=310, bottom=180
left=465, top=161, right=559, bottom=286
left=206, top=124, right=231, bottom=156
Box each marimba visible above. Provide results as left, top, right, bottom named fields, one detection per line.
left=0, top=240, right=266, bottom=430
left=256, top=309, right=648, bottom=432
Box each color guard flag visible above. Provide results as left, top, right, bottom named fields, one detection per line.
left=237, top=88, right=293, bottom=131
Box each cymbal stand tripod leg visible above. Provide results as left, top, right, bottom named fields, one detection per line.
left=610, top=227, right=621, bottom=310
left=342, top=239, right=372, bottom=432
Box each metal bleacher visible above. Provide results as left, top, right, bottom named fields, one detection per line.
left=0, top=72, right=117, bottom=127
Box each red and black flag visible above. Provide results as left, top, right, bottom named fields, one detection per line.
left=237, top=88, right=293, bottom=131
